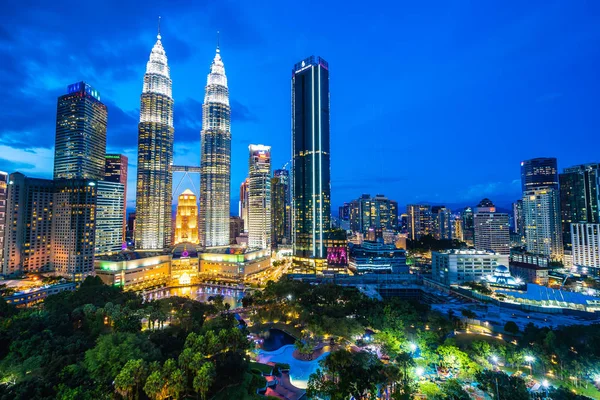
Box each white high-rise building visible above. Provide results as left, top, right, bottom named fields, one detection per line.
left=248, top=145, right=271, bottom=250
left=572, top=223, right=600, bottom=268
left=473, top=199, right=510, bottom=255
left=523, top=188, right=564, bottom=260
left=199, top=43, right=231, bottom=247
left=95, top=181, right=125, bottom=255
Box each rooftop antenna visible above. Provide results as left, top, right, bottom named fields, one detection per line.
left=157, top=16, right=162, bottom=39
left=216, top=30, right=220, bottom=53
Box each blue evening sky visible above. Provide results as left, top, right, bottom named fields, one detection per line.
left=1, top=0, right=600, bottom=214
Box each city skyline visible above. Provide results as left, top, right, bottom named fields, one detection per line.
left=2, top=2, right=600, bottom=214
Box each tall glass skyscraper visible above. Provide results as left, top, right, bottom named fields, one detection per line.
left=292, top=56, right=331, bottom=264
left=272, top=169, right=291, bottom=246
left=135, top=27, right=174, bottom=250
left=248, top=145, right=271, bottom=250
left=559, top=163, right=600, bottom=248
left=199, top=45, right=231, bottom=248
left=54, top=82, right=107, bottom=181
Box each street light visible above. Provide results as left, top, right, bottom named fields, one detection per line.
left=415, top=367, right=424, bottom=379
left=542, top=379, right=549, bottom=399
left=525, top=355, right=535, bottom=375
left=409, top=343, right=417, bottom=353
left=287, top=294, right=292, bottom=301
left=491, top=355, right=498, bottom=370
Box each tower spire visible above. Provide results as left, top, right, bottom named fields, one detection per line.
left=157, top=16, right=162, bottom=40
left=216, top=30, right=220, bottom=53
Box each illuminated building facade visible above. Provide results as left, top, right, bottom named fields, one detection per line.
left=200, top=45, right=231, bottom=248
left=171, top=243, right=200, bottom=285
left=199, top=248, right=270, bottom=278
left=239, top=179, right=249, bottom=232
left=406, top=204, right=432, bottom=240
left=94, top=181, right=125, bottom=255
left=431, top=205, right=452, bottom=240
left=0, top=171, right=7, bottom=267
left=523, top=188, right=563, bottom=260
left=292, top=56, right=331, bottom=266
left=348, top=241, right=408, bottom=274
left=105, top=154, right=128, bottom=239
left=521, top=157, right=558, bottom=192
left=135, top=28, right=174, bottom=250
left=512, top=200, right=524, bottom=237
left=461, top=206, right=475, bottom=245
left=453, top=216, right=463, bottom=241
left=432, top=249, right=508, bottom=285
left=474, top=198, right=510, bottom=255
left=571, top=223, right=600, bottom=269
left=54, top=82, right=107, bottom=181
left=248, top=145, right=271, bottom=250
left=559, top=164, right=600, bottom=249
left=272, top=169, right=291, bottom=246
left=95, top=250, right=171, bottom=290
left=348, top=194, right=398, bottom=233
left=174, top=189, right=199, bottom=244
left=2, top=173, right=54, bottom=275
left=52, top=179, right=97, bottom=279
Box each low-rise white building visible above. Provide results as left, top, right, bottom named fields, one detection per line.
left=431, top=249, right=508, bottom=285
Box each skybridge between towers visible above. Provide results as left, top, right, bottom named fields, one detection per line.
left=171, top=165, right=201, bottom=198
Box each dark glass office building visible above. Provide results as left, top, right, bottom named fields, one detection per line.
left=292, top=56, right=331, bottom=265
left=272, top=169, right=291, bottom=247
left=54, top=82, right=107, bottom=181
left=520, top=157, right=558, bottom=191
left=559, top=163, right=600, bottom=248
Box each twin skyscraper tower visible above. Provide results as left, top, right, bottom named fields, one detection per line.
left=135, top=23, right=333, bottom=269
left=135, top=25, right=232, bottom=250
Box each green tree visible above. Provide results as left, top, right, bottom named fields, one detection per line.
left=475, top=370, right=529, bottom=400
left=114, top=359, right=146, bottom=400
left=504, top=321, right=520, bottom=335
left=193, top=362, right=216, bottom=400
left=438, top=379, right=470, bottom=400
left=419, top=381, right=441, bottom=397
left=84, top=332, right=159, bottom=388
left=143, top=370, right=167, bottom=400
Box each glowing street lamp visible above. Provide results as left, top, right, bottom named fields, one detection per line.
left=409, top=343, right=417, bottom=353
left=415, top=367, right=424, bottom=379
left=525, top=355, right=535, bottom=375
left=491, top=354, right=499, bottom=370
left=542, top=379, right=549, bottom=399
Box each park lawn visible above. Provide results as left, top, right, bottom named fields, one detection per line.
left=454, top=332, right=505, bottom=349
left=249, top=361, right=274, bottom=375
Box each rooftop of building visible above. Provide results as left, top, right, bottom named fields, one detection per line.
left=509, top=261, right=549, bottom=271
left=496, top=283, right=600, bottom=306
left=434, top=249, right=499, bottom=256
left=95, top=249, right=168, bottom=261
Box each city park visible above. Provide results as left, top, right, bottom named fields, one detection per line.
left=0, top=275, right=600, bottom=399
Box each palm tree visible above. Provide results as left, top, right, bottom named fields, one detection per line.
left=193, top=362, right=216, bottom=400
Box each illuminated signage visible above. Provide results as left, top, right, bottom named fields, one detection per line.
left=67, top=82, right=101, bottom=101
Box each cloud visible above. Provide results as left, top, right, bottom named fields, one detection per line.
left=231, top=99, right=257, bottom=122
left=0, top=145, right=54, bottom=177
